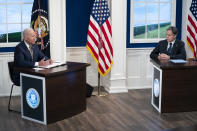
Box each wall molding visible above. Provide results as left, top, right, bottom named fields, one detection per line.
left=0, top=53, right=21, bottom=96
left=126, top=48, right=153, bottom=90
left=0, top=47, right=154, bottom=96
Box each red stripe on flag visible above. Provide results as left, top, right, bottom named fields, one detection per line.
left=187, top=36, right=195, bottom=51
left=188, top=15, right=197, bottom=33
left=99, top=49, right=109, bottom=69
left=187, top=36, right=197, bottom=58
left=106, top=19, right=112, bottom=36
left=88, top=30, right=99, bottom=47
left=102, top=40, right=112, bottom=63
left=101, top=24, right=113, bottom=56
left=105, top=20, right=113, bottom=56
left=89, top=20, right=99, bottom=36
left=87, top=40, right=98, bottom=60
left=100, top=30, right=112, bottom=63
left=99, top=63, right=105, bottom=74
left=187, top=25, right=197, bottom=47
left=186, top=2, right=197, bottom=58
left=86, top=0, right=113, bottom=76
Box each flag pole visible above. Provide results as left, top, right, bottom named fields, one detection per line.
left=88, top=0, right=112, bottom=96
left=92, top=70, right=108, bottom=96
left=94, top=72, right=108, bottom=96
left=38, top=0, right=44, bottom=50
left=95, top=0, right=108, bottom=96
left=98, top=72, right=101, bottom=95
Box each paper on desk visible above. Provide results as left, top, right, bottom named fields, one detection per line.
left=170, top=59, right=187, bottom=63
left=38, top=61, right=66, bottom=69
left=33, top=67, right=45, bottom=70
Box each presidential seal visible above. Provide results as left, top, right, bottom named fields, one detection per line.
left=33, top=15, right=49, bottom=39
left=31, top=7, right=49, bottom=50
left=26, top=88, right=40, bottom=109
left=153, top=79, right=160, bottom=98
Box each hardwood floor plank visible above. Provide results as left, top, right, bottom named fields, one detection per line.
left=0, top=89, right=197, bottom=131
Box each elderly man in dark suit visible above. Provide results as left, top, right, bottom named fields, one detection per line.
left=13, top=28, right=53, bottom=86
left=150, top=26, right=186, bottom=61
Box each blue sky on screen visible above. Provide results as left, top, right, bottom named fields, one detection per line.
left=147, top=3, right=158, bottom=22
left=22, top=0, right=33, bottom=2
left=0, top=1, right=32, bottom=34
left=160, top=0, right=171, bottom=1
left=0, top=24, right=6, bottom=34
left=160, top=3, right=171, bottom=21
left=134, top=0, right=171, bottom=27
left=7, top=0, right=33, bottom=2
left=1, top=0, right=172, bottom=34
left=7, top=5, right=21, bottom=23
left=22, top=4, right=32, bottom=23
left=147, top=0, right=171, bottom=1
left=0, top=5, right=6, bottom=23
left=7, top=0, right=20, bottom=2
left=22, top=24, right=31, bottom=31
left=8, top=24, right=21, bottom=33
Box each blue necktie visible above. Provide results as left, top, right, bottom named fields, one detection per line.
left=167, top=43, right=172, bottom=55
left=29, top=45, right=33, bottom=60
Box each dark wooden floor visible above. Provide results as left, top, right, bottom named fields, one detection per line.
left=1, top=89, right=197, bottom=131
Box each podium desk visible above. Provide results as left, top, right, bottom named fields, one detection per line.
left=16, top=62, right=90, bottom=124
left=151, top=59, right=197, bottom=113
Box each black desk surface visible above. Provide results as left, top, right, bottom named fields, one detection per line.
left=150, top=59, right=197, bottom=70
left=19, top=61, right=90, bottom=124
left=15, top=61, right=90, bottom=77
left=151, top=58, right=197, bottom=113
left=161, top=125, right=197, bottom=131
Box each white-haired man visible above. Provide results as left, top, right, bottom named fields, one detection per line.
left=13, top=28, right=52, bottom=86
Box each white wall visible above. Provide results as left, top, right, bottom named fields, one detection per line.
left=66, top=47, right=99, bottom=86
left=0, top=48, right=152, bottom=96
left=49, top=0, right=66, bottom=61
left=0, top=49, right=107, bottom=96
left=127, top=48, right=153, bottom=89
left=182, top=0, right=193, bottom=58
left=0, top=53, right=20, bottom=96
left=1, top=0, right=190, bottom=96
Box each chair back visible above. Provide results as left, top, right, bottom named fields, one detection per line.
left=8, top=61, right=14, bottom=83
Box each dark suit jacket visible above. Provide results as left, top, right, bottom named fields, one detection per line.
left=150, top=39, right=186, bottom=61
left=13, top=41, right=48, bottom=86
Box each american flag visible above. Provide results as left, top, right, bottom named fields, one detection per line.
left=187, top=0, right=197, bottom=58
left=86, top=0, right=113, bottom=76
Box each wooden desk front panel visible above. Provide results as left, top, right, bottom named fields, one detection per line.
left=161, top=69, right=197, bottom=113
left=45, top=68, right=86, bottom=124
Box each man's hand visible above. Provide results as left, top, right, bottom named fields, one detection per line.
left=158, top=53, right=170, bottom=61
left=48, top=59, right=53, bottom=64
left=38, top=59, right=49, bottom=66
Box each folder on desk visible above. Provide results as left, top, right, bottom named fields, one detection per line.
left=38, top=61, right=66, bottom=69
left=170, top=59, right=187, bottom=63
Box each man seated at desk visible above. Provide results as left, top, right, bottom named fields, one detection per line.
left=13, top=28, right=53, bottom=86
left=150, top=26, right=186, bottom=61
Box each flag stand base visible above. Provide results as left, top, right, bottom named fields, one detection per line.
left=92, top=86, right=108, bottom=96
left=92, top=73, right=108, bottom=96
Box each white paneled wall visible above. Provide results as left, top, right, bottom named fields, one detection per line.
left=127, top=48, right=153, bottom=89
left=67, top=47, right=101, bottom=87
left=0, top=0, right=189, bottom=96
left=182, top=0, right=193, bottom=58
left=65, top=47, right=154, bottom=90
left=0, top=47, right=154, bottom=96
left=0, top=48, right=101, bottom=96
left=0, top=53, right=20, bottom=96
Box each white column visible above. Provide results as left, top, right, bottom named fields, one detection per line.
left=182, top=0, right=193, bottom=58
left=48, top=0, right=66, bottom=61
left=104, top=0, right=127, bottom=93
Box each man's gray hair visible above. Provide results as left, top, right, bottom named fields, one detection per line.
left=23, top=28, right=34, bottom=38
left=167, top=26, right=178, bottom=36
